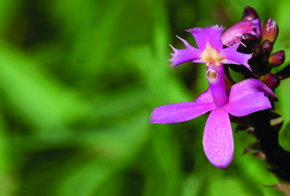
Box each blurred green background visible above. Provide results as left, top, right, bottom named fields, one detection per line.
left=0, top=0, right=290, bottom=195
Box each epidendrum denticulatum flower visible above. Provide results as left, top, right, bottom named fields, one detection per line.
left=150, top=25, right=277, bottom=169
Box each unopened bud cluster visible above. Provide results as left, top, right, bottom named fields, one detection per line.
left=234, top=6, right=290, bottom=185
left=227, top=6, right=286, bottom=90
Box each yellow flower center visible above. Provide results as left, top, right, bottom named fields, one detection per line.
left=200, top=44, right=224, bottom=66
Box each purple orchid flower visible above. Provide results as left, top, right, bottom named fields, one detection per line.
left=150, top=79, right=277, bottom=169
left=151, top=25, right=277, bottom=169
left=169, top=25, right=254, bottom=108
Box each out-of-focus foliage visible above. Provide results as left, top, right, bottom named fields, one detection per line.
left=0, top=0, right=288, bottom=195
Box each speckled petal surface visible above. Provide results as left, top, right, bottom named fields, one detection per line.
left=169, top=36, right=201, bottom=67
left=225, top=92, right=271, bottom=117
left=224, top=78, right=277, bottom=116
left=186, top=25, right=224, bottom=52
left=221, top=43, right=252, bottom=71
left=150, top=102, right=215, bottom=124
left=203, top=109, right=233, bottom=169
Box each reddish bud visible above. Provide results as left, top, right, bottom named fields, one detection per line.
left=262, top=73, right=280, bottom=89
left=242, top=6, right=260, bottom=21
left=276, top=64, right=290, bottom=80
left=262, top=18, right=279, bottom=43
left=269, top=50, right=285, bottom=67
left=262, top=39, right=273, bottom=54
left=241, top=33, right=259, bottom=48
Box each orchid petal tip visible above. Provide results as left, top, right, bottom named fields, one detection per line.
left=169, top=44, right=177, bottom=52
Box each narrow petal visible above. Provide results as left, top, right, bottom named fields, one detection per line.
left=169, top=37, right=202, bottom=67
left=203, top=109, right=233, bottom=169
left=150, top=102, right=215, bottom=124
left=208, top=25, right=225, bottom=51
left=221, top=43, right=252, bottom=71
left=224, top=78, right=278, bottom=117
left=187, top=25, right=224, bottom=52
left=186, top=27, right=207, bottom=50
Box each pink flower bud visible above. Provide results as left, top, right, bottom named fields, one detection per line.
left=262, top=18, right=279, bottom=44
left=262, top=73, right=280, bottom=89
left=262, top=39, right=273, bottom=54
left=276, top=64, right=290, bottom=80
left=269, top=50, right=285, bottom=67
left=221, top=19, right=260, bottom=47
left=241, top=33, right=259, bottom=48
left=242, top=6, right=259, bottom=21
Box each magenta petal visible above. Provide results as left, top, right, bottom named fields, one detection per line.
left=169, top=36, right=202, bottom=67
left=186, top=25, right=224, bottom=52
left=150, top=102, right=215, bottom=124
left=194, top=88, right=214, bottom=103
left=225, top=92, right=271, bottom=117
left=224, top=78, right=277, bottom=117
left=221, top=43, right=252, bottom=71
left=186, top=27, right=207, bottom=51
left=203, top=109, right=233, bottom=169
